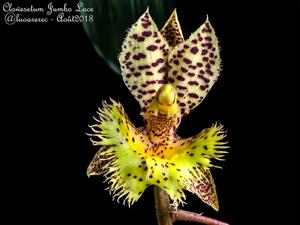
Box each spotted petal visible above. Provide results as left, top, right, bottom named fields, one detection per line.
left=160, top=9, right=184, bottom=48
left=119, top=9, right=170, bottom=115
left=88, top=100, right=153, bottom=206
left=192, top=168, right=219, bottom=211
left=161, top=123, right=227, bottom=209
left=167, top=17, right=221, bottom=116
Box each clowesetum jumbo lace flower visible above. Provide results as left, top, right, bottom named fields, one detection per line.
left=87, top=9, right=228, bottom=211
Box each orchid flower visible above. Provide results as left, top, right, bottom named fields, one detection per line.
left=87, top=9, right=228, bottom=211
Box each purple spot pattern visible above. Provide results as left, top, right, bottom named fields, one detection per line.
left=167, top=18, right=221, bottom=116
left=160, top=10, right=184, bottom=48
left=119, top=10, right=169, bottom=115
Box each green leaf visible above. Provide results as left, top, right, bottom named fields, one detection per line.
left=80, top=0, right=175, bottom=75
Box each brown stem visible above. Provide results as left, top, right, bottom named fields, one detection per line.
left=171, top=210, right=229, bottom=225
left=154, top=186, right=229, bottom=225
left=154, top=186, right=173, bottom=225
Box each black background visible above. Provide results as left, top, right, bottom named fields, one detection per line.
left=1, top=0, right=299, bottom=225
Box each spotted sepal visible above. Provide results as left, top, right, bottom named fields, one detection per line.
left=119, top=9, right=170, bottom=115
left=192, top=167, right=219, bottom=211
left=87, top=99, right=151, bottom=206
left=160, top=9, right=184, bottom=48
left=87, top=146, right=109, bottom=177
left=167, top=16, right=221, bottom=116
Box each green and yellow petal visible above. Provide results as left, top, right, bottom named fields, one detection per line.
left=88, top=101, right=227, bottom=210
left=118, top=9, right=170, bottom=115
left=167, top=16, right=221, bottom=116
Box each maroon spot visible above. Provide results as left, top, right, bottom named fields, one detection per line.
left=206, top=43, right=213, bottom=49
left=188, top=81, right=199, bottom=86
left=126, top=74, right=131, bottom=78
left=133, top=72, right=141, bottom=77
left=192, top=39, right=197, bottom=44
left=151, top=62, right=158, bottom=67
left=142, top=22, right=151, bottom=29
left=137, top=36, right=145, bottom=42
left=205, top=63, right=211, bottom=69
left=157, top=58, right=164, bottom=64
left=148, top=90, right=156, bottom=94
left=129, top=68, right=135, bottom=72
left=203, top=57, right=209, bottom=62
left=177, top=76, right=185, bottom=81
left=188, top=65, right=197, bottom=69
left=199, top=70, right=205, bottom=74
left=153, top=32, right=158, bottom=37
left=176, top=85, right=187, bottom=90
left=158, top=67, right=166, bottom=73
left=188, top=72, right=195, bottom=77
left=131, top=34, right=138, bottom=39
left=183, top=45, right=189, bottom=49
left=155, top=39, right=161, bottom=43
left=212, top=47, right=216, bottom=51
left=173, top=60, right=179, bottom=65
left=146, top=71, right=153, bottom=76
left=181, top=67, right=188, bottom=73
left=198, top=74, right=210, bottom=83
left=201, top=49, right=208, bottom=55
left=210, top=60, right=215, bottom=65
left=158, top=80, right=166, bottom=84
left=137, top=94, right=143, bottom=99
left=180, top=108, right=186, bottom=114
left=141, top=84, right=147, bottom=88
left=206, top=69, right=214, bottom=76
left=209, top=53, right=214, bottom=58
left=198, top=36, right=203, bottom=42
left=173, top=70, right=178, bottom=75
left=196, top=63, right=203, bottom=68
left=205, top=37, right=212, bottom=41
left=125, top=52, right=131, bottom=60
left=183, top=58, right=192, bottom=64
left=177, top=53, right=183, bottom=58
left=188, top=93, right=199, bottom=98
left=133, top=55, right=140, bottom=60
left=202, top=27, right=212, bottom=33
left=139, top=53, right=146, bottom=58
left=191, top=47, right=199, bottom=54
left=147, top=45, right=158, bottom=51
left=125, top=61, right=133, bottom=68
left=132, top=85, right=138, bottom=90
left=159, top=44, right=166, bottom=50
left=179, top=102, right=186, bottom=107
left=142, top=31, right=152, bottom=37
left=138, top=65, right=145, bottom=70
left=200, top=85, right=206, bottom=90
left=168, top=77, right=175, bottom=83
left=178, top=93, right=184, bottom=97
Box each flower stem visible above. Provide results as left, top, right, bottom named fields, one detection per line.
left=171, top=210, right=229, bottom=225
left=154, top=186, right=230, bottom=225
left=154, top=186, right=173, bottom=225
